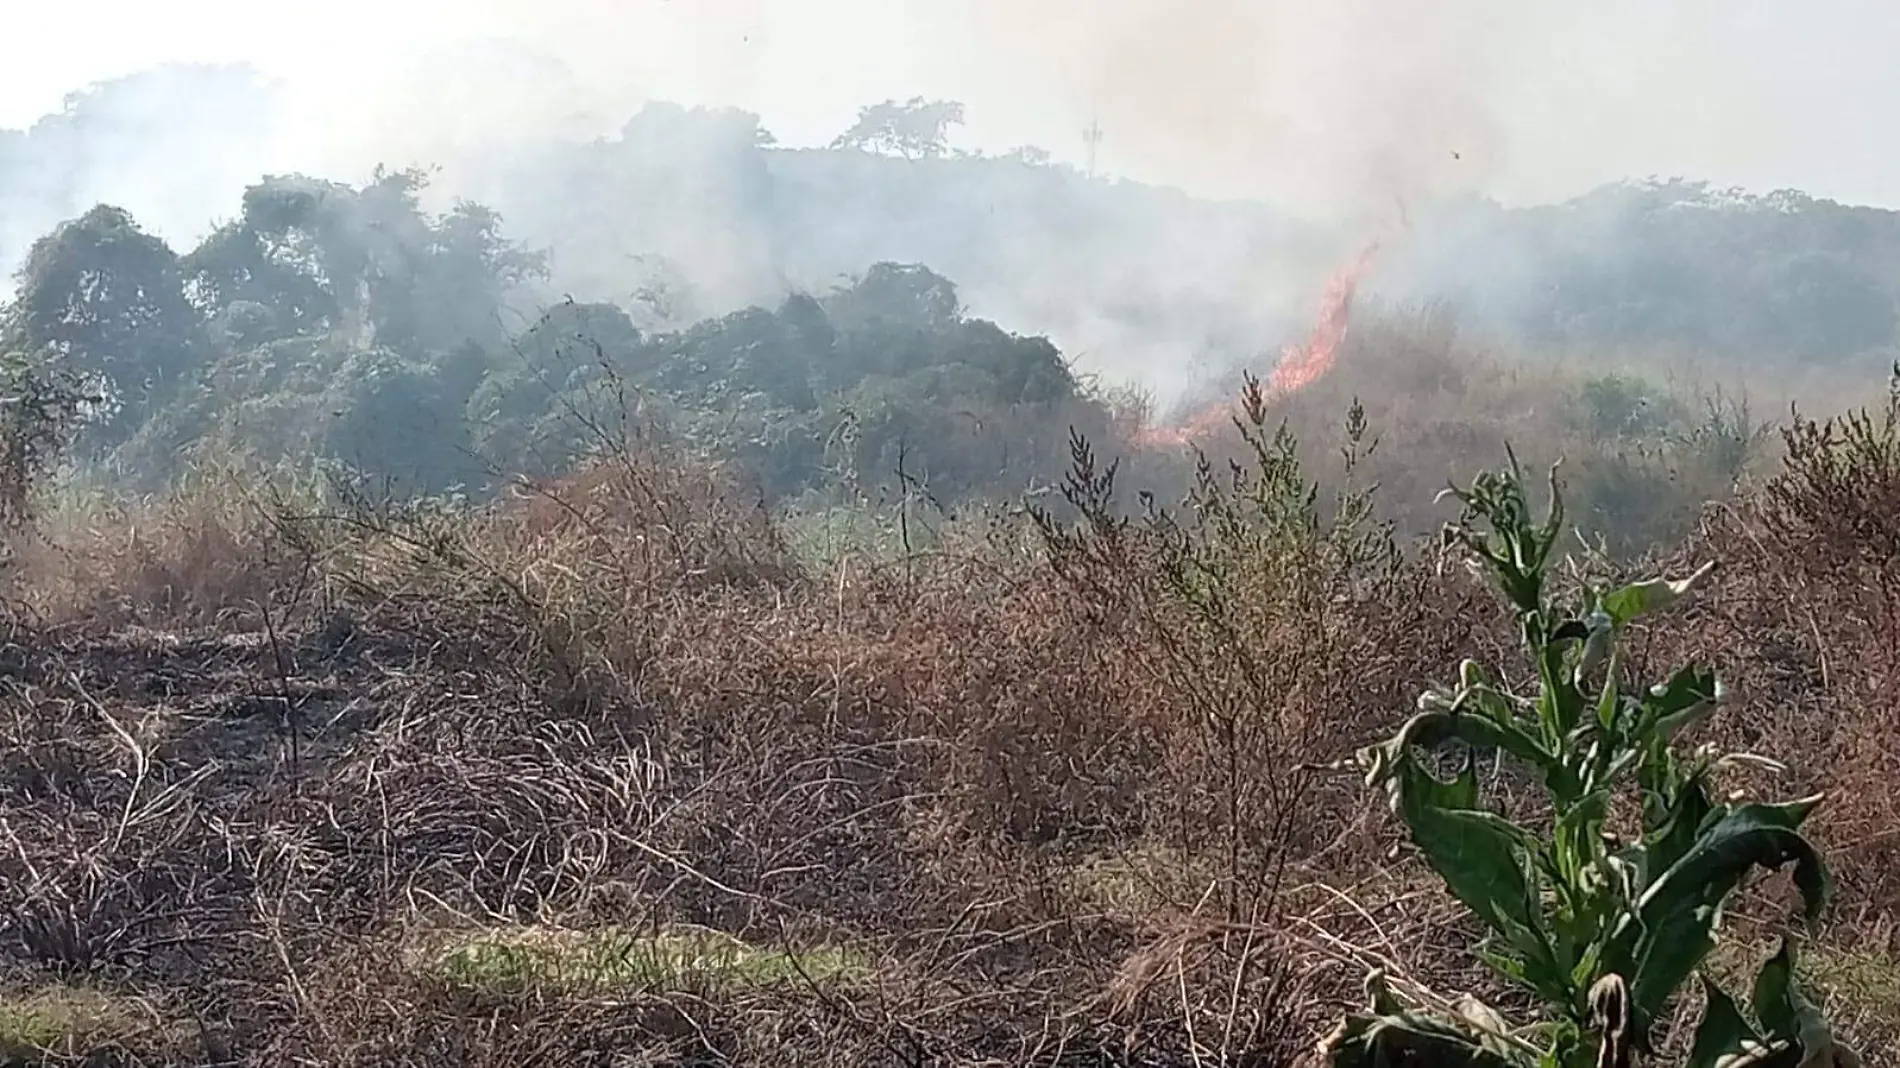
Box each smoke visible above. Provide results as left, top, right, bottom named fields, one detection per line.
left=309, top=0, right=1526, bottom=223
left=11, top=0, right=1900, bottom=209
left=4, top=0, right=1535, bottom=215
left=7, top=0, right=1898, bottom=395
left=0, top=65, right=284, bottom=296
left=944, top=0, right=1521, bottom=226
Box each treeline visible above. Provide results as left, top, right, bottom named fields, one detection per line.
left=475, top=105, right=1900, bottom=371
left=0, top=167, right=1112, bottom=507
left=8, top=70, right=1900, bottom=533
left=12, top=68, right=1900, bottom=388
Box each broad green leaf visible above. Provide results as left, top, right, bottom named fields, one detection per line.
left=1752, top=942, right=1867, bottom=1067
left=1600, top=561, right=1716, bottom=627
left=1392, top=757, right=1568, bottom=1003
left=1753, top=940, right=1800, bottom=1041
left=1551, top=789, right=1611, bottom=889
left=1549, top=617, right=1592, bottom=646
left=1621, top=799, right=1832, bottom=1023
left=1536, top=635, right=1593, bottom=742
left=1480, top=944, right=1537, bottom=988
left=1593, top=663, right=1620, bottom=735
left=1359, top=708, right=1551, bottom=787
left=1642, top=664, right=1722, bottom=739
left=1687, top=975, right=1764, bottom=1068
left=1791, top=1006, right=1864, bottom=1067
left=1637, top=767, right=1718, bottom=886
left=1576, top=610, right=1615, bottom=684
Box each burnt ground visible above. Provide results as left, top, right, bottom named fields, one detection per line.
left=0, top=602, right=1296, bottom=1067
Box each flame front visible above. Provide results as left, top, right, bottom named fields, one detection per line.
left=1138, top=237, right=1384, bottom=449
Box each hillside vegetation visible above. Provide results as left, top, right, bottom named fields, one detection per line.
left=11, top=73, right=1900, bottom=393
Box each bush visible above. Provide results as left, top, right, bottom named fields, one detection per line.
left=0, top=350, right=93, bottom=530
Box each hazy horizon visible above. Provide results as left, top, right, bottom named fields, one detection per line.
left=10, top=0, right=1900, bottom=412
left=10, top=0, right=1900, bottom=222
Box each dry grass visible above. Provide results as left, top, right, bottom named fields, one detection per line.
left=1164, top=309, right=1784, bottom=555
left=0, top=330, right=1893, bottom=1065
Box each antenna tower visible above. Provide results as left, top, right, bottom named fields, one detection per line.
left=1083, top=118, right=1104, bottom=179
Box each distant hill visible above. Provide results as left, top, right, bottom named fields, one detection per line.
left=1380, top=180, right=1900, bottom=365
left=469, top=106, right=1343, bottom=397
left=7, top=65, right=1900, bottom=397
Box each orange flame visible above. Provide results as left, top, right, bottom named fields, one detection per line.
left=1137, top=237, right=1384, bottom=449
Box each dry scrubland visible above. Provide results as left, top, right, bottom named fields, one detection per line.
left=1, top=323, right=1897, bottom=1067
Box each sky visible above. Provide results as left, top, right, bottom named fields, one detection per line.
left=7, top=0, right=1900, bottom=218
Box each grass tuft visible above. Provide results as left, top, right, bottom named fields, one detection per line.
left=0, top=985, right=180, bottom=1063
left=415, top=925, right=868, bottom=998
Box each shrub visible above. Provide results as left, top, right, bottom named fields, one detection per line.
left=0, top=348, right=94, bottom=533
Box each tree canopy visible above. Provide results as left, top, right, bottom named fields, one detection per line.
left=0, top=163, right=1105, bottom=507
left=8, top=204, right=201, bottom=439
left=830, top=98, right=966, bottom=160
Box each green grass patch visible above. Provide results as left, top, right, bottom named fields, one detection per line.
left=415, top=924, right=868, bottom=997
left=1067, top=844, right=1227, bottom=916
left=1802, top=943, right=1900, bottom=1013
left=1706, top=938, right=1900, bottom=1017
left=779, top=501, right=935, bottom=570
left=0, top=985, right=175, bottom=1063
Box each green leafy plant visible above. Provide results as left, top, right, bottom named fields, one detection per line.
left=0, top=347, right=97, bottom=532
left=1321, top=454, right=1860, bottom=1068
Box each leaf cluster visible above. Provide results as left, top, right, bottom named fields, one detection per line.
left=1323, top=454, right=1857, bottom=1067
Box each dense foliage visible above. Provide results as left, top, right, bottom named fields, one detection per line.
left=7, top=71, right=1900, bottom=547
left=473, top=262, right=1094, bottom=502
left=0, top=162, right=1104, bottom=504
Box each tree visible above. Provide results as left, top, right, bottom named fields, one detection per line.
left=406, top=198, right=549, bottom=353
left=181, top=175, right=364, bottom=339
left=824, top=262, right=963, bottom=332
left=1003, top=145, right=1052, bottom=166
left=183, top=171, right=546, bottom=354
left=183, top=216, right=334, bottom=339
left=229, top=168, right=436, bottom=348
left=1403, top=178, right=1900, bottom=360
left=10, top=204, right=201, bottom=437
left=1750, top=251, right=1894, bottom=358
left=323, top=347, right=485, bottom=496
left=830, top=98, right=966, bottom=160
left=464, top=301, right=645, bottom=483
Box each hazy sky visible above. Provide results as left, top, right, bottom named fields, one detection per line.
left=6, top=0, right=1900, bottom=215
